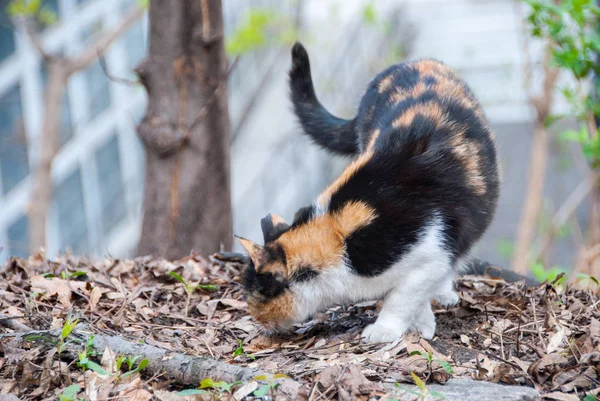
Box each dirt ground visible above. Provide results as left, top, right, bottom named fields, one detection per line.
left=0, top=252, right=598, bottom=400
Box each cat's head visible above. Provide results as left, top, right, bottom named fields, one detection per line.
left=236, top=211, right=310, bottom=332
left=237, top=202, right=377, bottom=331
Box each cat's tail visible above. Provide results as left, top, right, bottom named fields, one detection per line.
left=289, top=42, right=359, bottom=156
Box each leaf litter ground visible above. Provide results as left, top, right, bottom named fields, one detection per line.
left=0, top=252, right=598, bottom=400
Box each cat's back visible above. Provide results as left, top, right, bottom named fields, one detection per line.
left=357, top=59, right=489, bottom=150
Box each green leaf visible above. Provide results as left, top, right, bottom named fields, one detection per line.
left=59, top=384, right=81, bottom=401
left=68, top=271, right=87, bottom=279
left=199, top=378, right=215, bottom=389
left=410, top=371, right=425, bottom=391
left=253, top=384, right=271, bottom=397
left=362, top=2, right=377, bottom=25
left=137, top=0, right=149, bottom=8
left=41, top=273, right=56, bottom=278
left=226, top=10, right=273, bottom=56
left=177, top=389, right=210, bottom=396
left=272, top=373, right=290, bottom=379
left=115, top=356, right=125, bottom=371
left=137, top=358, right=149, bottom=371
left=24, top=334, right=58, bottom=346
left=409, top=350, right=425, bottom=357
left=85, top=361, right=109, bottom=375
left=61, top=317, right=78, bottom=340
left=253, top=375, right=269, bottom=381
left=196, top=284, right=217, bottom=292
left=37, top=7, right=57, bottom=25
left=583, top=395, right=598, bottom=401
left=437, top=360, right=454, bottom=374
left=7, top=0, right=42, bottom=17
left=576, top=273, right=600, bottom=285
left=233, top=339, right=244, bottom=358
left=169, top=271, right=187, bottom=286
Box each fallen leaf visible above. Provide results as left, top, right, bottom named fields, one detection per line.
left=90, top=287, right=103, bottom=311
left=219, top=298, right=247, bottom=310
left=30, top=275, right=89, bottom=307
left=547, top=328, right=565, bottom=354
left=460, top=335, right=471, bottom=347
left=543, top=392, right=579, bottom=401
left=233, top=381, right=258, bottom=400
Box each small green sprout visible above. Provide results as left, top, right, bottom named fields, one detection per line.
left=530, top=262, right=567, bottom=286
left=169, top=271, right=217, bottom=316
left=409, top=350, right=454, bottom=377
left=253, top=373, right=289, bottom=398
left=77, top=351, right=108, bottom=376
left=116, top=355, right=150, bottom=379
left=178, top=378, right=244, bottom=397
left=232, top=339, right=255, bottom=360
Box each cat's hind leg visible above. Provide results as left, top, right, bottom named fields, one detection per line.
left=432, top=275, right=459, bottom=307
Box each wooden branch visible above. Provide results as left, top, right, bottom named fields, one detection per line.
left=18, top=17, right=52, bottom=60
left=512, top=30, right=560, bottom=273
left=535, top=176, right=593, bottom=263
left=10, top=325, right=304, bottom=398
left=16, top=326, right=253, bottom=383
left=66, top=5, right=144, bottom=74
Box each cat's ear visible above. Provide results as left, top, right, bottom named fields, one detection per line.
left=236, top=236, right=264, bottom=266
left=260, top=213, right=290, bottom=243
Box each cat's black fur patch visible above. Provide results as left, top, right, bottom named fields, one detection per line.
left=243, top=244, right=288, bottom=300
left=291, top=205, right=315, bottom=227
left=292, top=266, right=320, bottom=282
left=289, top=43, right=358, bottom=155
left=261, top=214, right=290, bottom=243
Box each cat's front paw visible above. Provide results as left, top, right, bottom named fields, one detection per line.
left=434, top=290, right=459, bottom=307
left=408, top=306, right=436, bottom=339
left=362, top=320, right=407, bottom=343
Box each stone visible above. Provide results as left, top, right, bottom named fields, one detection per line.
left=393, top=379, right=541, bottom=401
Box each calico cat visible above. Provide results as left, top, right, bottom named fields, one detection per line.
left=237, top=42, right=500, bottom=343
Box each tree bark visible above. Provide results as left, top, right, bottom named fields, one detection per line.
left=136, top=0, right=233, bottom=259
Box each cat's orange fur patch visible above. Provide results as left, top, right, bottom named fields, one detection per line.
left=366, top=128, right=380, bottom=152
left=392, top=101, right=447, bottom=129
left=279, top=201, right=377, bottom=272
left=317, top=151, right=374, bottom=207
left=238, top=237, right=264, bottom=266
left=269, top=214, right=287, bottom=226
left=247, top=291, right=295, bottom=326
left=378, top=73, right=395, bottom=93
left=450, top=131, right=487, bottom=195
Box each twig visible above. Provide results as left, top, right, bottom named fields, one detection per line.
left=535, top=177, right=594, bottom=263
left=0, top=316, right=33, bottom=332
left=98, top=55, right=140, bottom=86
left=66, top=6, right=145, bottom=74
left=185, top=56, right=239, bottom=137
left=530, top=297, right=547, bottom=349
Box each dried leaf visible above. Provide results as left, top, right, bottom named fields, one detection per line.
left=547, top=328, right=565, bottom=354
left=30, top=275, right=89, bottom=307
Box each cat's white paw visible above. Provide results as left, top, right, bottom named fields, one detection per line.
left=362, top=319, right=407, bottom=343
left=408, top=306, right=436, bottom=339
left=434, top=290, right=459, bottom=307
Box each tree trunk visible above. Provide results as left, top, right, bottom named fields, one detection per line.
left=136, top=0, right=233, bottom=259
left=28, top=60, right=65, bottom=252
